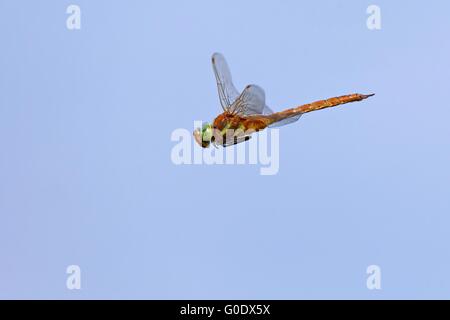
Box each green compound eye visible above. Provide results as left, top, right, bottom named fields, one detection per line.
left=202, top=123, right=213, bottom=142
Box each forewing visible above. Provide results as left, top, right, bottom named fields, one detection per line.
left=212, top=53, right=241, bottom=111
left=231, top=84, right=273, bottom=116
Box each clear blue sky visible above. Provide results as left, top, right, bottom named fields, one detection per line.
left=1, top=1, right=449, bottom=299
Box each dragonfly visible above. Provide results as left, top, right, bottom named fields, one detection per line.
left=193, top=53, right=374, bottom=148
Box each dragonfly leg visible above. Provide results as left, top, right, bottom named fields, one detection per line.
left=222, top=135, right=252, bottom=147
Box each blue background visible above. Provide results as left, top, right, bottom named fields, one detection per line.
left=1, top=1, right=449, bottom=299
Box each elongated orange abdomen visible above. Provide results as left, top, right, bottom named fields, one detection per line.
left=266, top=93, right=374, bottom=125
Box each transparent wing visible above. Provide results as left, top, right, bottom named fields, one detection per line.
left=231, top=84, right=273, bottom=116
left=212, top=53, right=241, bottom=111
left=268, top=114, right=302, bottom=128
left=232, top=84, right=302, bottom=127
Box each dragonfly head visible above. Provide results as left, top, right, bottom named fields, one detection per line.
left=193, top=123, right=213, bottom=148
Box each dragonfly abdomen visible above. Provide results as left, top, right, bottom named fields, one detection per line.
left=267, top=93, right=374, bottom=125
